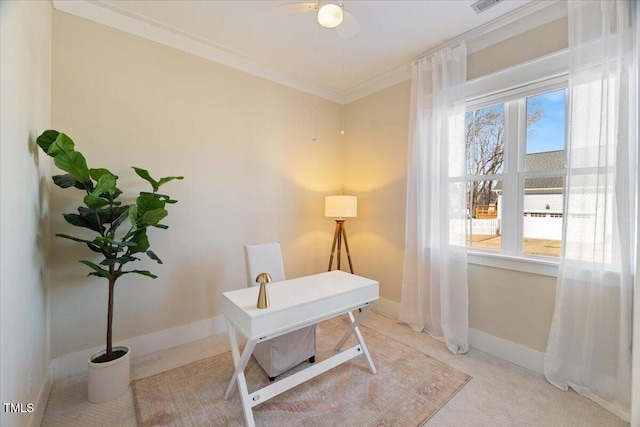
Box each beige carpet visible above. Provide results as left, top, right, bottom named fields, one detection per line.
left=42, top=311, right=629, bottom=427
left=132, top=316, right=471, bottom=426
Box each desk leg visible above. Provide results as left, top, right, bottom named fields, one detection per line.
left=224, top=318, right=257, bottom=426
left=226, top=318, right=241, bottom=367
left=224, top=318, right=257, bottom=400
left=333, top=304, right=377, bottom=374
left=236, top=371, right=255, bottom=427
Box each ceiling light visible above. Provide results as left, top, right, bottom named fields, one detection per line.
left=317, top=4, right=343, bottom=28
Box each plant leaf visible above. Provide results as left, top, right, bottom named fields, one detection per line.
left=57, top=233, right=106, bottom=254
left=146, top=250, right=163, bottom=264
left=78, top=206, right=125, bottom=226
left=129, top=229, right=150, bottom=253
left=94, top=237, right=136, bottom=248
left=74, top=179, right=93, bottom=191
left=49, top=134, right=90, bottom=184
left=100, top=255, right=139, bottom=266
left=139, top=208, right=167, bottom=226
left=133, top=167, right=159, bottom=192
left=84, top=195, right=109, bottom=210
left=86, top=243, right=103, bottom=253
left=128, top=204, right=138, bottom=230
left=48, top=132, right=75, bottom=156
left=108, top=206, right=130, bottom=232
left=106, top=205, right=130, bottom=224
left=150, top=223, right=169, bottom=229
left=112, top=187, right=123, bottom=199
left=56, top=233, right=101, bottom=246
left=122, top=270, right=158, bottom=279
left=89, top=168, right=115, bottom=181
left=140, top=192, right=178, bottom=204
left=79, top=260, right=113, bottom=279
left=63, top=213, right=101, bottom=232
left=91, top=171, right=117, bottom=198
left=157, top=175, right=184, bottom=188
left=52, top=174, right=78, bottom=189
left=136, top=193, right=164, bottom=215
left=77, top=207, right=103, bottom=231
left=36, top=130, right=61, bottom=154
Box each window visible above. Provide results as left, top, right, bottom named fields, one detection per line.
left=464, top=85, right=567, bottom=260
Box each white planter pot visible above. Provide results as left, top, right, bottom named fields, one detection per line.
left=87, top=345, right=131, bottom=403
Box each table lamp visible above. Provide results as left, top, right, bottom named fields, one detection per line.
left=255, top=272, right=271, bottom=309
left=325, top=195, right=357, bottom=273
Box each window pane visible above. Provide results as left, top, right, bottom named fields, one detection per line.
left=526, top=89, right=566, bottom=171
left=465, top=104, right=505, bottom=176
left=522, top=176, right=563, bottom=257
left=467, top=179, right=501, bottom=251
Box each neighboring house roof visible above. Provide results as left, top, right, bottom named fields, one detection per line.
left=524, top=176, right=563, bottom=191
left=525, top=150, right=565, bottom=192
left=525, top=149, right=565, bottom=171
left=493, top=150, right=565, bottom=193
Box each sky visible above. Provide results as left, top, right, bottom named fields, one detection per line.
left=465, top=88, right=566, bottom=174
left=526, top=88, right=566, bottom=154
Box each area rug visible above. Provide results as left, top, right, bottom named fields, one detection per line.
left=132, top=316, right=471, bottom=426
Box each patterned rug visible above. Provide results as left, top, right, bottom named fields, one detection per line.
left=132, top=316, right=471, bottom=426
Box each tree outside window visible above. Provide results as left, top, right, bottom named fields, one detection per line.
left=464, top=88, right=565, bottom=258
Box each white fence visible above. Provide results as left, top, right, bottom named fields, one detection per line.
left=464, top=215, right=563, bottom=240
left=467, top=218, right=500, bottom=235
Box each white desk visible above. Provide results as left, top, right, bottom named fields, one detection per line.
left=222, top=270, right=379, bottom=427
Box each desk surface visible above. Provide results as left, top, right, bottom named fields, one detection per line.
left=222, top=270, right=379, bottom=339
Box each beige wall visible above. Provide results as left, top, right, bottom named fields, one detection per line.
left=468, top=17, right=568, bottom=80
left=0, top=1, right=52, bottom=426
left=345, top=18, right=568, bottom=353
left=48, top=8, right=568, bottom=360
left=468, top=265, right=556, bottom=351
left=344, top=80, right=411, bottom=304
left=50, top=11, right=345, bottom=358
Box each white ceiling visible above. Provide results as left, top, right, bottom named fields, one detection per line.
left=54, top=0, right=538, bottom=103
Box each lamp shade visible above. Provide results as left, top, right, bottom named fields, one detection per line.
left=325, top=195, right=357, bottom=218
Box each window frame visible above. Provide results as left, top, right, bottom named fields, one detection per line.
left=463, top=50, right=569, bottom=277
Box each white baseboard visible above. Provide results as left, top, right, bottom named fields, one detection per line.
left=51, top=315, right=227, bottom=381
left=372, top=297, right=400, bottom=318
left=50, top=298, right=397, bottom=382
left=28, top=365, right=52, bottom=427
left=51, top=298, right=399, bottom=382
left=373, top=297, right=544, bottom=375
left=468, top=328, right=545, bottom=374
left=51, top=300, right=544, bottom=384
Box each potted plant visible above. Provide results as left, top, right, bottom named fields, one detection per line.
left=37, top=130, right=183, bottom=403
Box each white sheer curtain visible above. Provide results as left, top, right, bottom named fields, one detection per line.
left=398, top=43, right=469, bottom=354
left=544, top=0, right=637, bottom=421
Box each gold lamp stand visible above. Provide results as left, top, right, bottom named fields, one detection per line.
left=328, top=219, right=354, bottom=274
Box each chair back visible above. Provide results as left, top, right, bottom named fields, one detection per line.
left=243, top=242, right=286, bottom=287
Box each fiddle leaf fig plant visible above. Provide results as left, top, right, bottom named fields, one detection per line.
left=37, top=130, right=183, bottom=362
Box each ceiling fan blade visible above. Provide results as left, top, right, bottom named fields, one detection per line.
left=335, top=10, right=360, bottom=39
left=277, top=1, right=318, bottom=13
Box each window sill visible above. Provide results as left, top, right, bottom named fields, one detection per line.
left=467, top=251, right=559, bottom=277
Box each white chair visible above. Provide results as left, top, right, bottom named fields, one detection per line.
left=244, top=242, right=316, bottom=380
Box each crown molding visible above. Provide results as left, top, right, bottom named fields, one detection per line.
left=345, top=0, right=566, bottom=103
left=52, top=0, right=345, bottom=104
left=52, top=0, right=565, bottom=106
left=344, top=63, right=411, bottom=104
